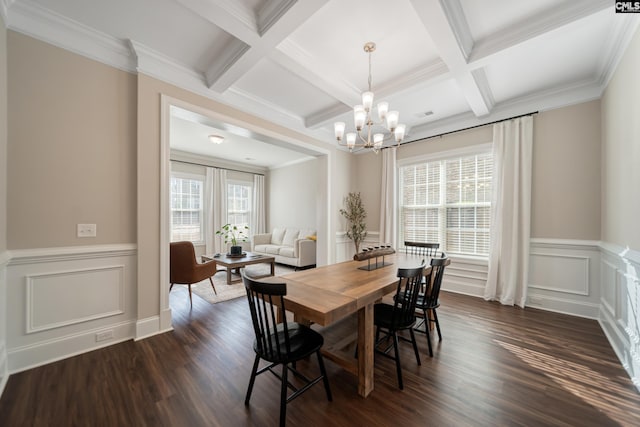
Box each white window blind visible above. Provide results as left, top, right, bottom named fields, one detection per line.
left=227, top=182, right=252, bottom=230
left=400, top=151, right=492, bottom=257
left=170, top=174, right=204, bottom=243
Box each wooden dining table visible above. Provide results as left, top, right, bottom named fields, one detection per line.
left=275, top=252, right=429, bottom=397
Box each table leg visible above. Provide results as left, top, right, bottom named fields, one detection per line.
left=226, top=268, right=232, bottom=285
left=357, top=304, right=374, bottom=397
left=270, top=261, right=275, bottom=276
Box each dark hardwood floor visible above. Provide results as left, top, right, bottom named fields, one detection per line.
left=1, top=287, right=639, bottom=426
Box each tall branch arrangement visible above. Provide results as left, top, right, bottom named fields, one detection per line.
left=340, top=192, right=368, bottom=254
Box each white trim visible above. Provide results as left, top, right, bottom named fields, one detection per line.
left=530, top=238, right=601, bottom=251
left=0, top=250, right=9, bottom=267
left=600, top=241, right=640, bottom=265
left=8, top=244, right=137, bottom=265
left=7, top=320, right=135, bottom=374
left=397, top=142, right=493, bottom=167
left=25, top=265, right=126, bottom=333
left=0, top=340, right=7, bottom=398
left=528, top=252, right=590, bottom=296
left=135, top=315, right=173, bottom=341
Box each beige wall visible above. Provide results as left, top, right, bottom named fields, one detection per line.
left=601, top=27, right=640, bottom=250
left=268, top=159, right=318, bottom=231
left=7, top=32, right=137, bottom=249
left=531, top=100, right=601, bottom=240
left=350, top=152, right=383, bottom=233
left=0, top=16, right=7, bottom=253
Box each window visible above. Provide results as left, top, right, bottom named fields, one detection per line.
left=227, top=182, right=252, bottom=230
left=399, top=150, right=492, bottom=257
left=170, top=174, right=204, bottom=243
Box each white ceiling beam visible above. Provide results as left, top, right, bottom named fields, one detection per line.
left=410, top=0, right=492, bottom=117
left=468, top=0, right=612, bottom=68
left=179, top=0, right=328, bottom=93
left=303, top=59, right=451, bottom=129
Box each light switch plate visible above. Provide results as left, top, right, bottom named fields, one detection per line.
left=77, top=223, right=97, bottom=237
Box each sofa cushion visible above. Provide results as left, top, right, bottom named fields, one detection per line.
left=254, top=244, right=269, bottom=253
left=279, top=247, right=295, bottom=258
left=263, top=245, right=281, bottom=255
left=271, top=228, right=285, bottom=245
left=282, top=229, right=299, bottom=247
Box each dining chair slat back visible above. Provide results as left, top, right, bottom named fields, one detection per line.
left=404, top=241, right=440, bottom=257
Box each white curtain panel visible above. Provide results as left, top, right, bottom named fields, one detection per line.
left=484, top=116, right=533, bottom=308
left=252, top=174, right=266, bottom=234
left=204, top=167, right=215, bottom=254
left=379, top=146, right=397, bottom=247
left=212, top=168, right=228, bottom=254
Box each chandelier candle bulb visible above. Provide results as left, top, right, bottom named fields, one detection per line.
left=386, top=111, right=399, bottom=130
left=394, top=124, right=406, bottom=142
left=362, top=91, right=374, bottom=111
left=377, top=101, right=388, bottom=121
left=346, top=132, right=357, bottom=149
left=334, top=122, right=345, bottom=140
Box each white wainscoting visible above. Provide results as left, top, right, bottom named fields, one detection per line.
left=335, top=232, right=380, bottom=263
left=441, top=255, right=488, bottom=297
left=5, top=244, right=137, bottom=373
left=598, top=242, right=640, bottom=390
left=527, top=239, right=601, bottom=318
left=0, top=250, right=9, bottom=396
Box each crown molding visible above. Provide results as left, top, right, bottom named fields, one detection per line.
left=5, top=0, right=135, bottom=73
left=407, top=77, right=601, bottom=142
left=596, top=14, right=640, bottom=88
left=129, top=40, right=206, bottom=87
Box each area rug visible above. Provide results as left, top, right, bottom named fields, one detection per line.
left=191, top=263, right=296, bottom=304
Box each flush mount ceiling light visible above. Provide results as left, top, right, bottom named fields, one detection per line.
left=334, top=42, right=406, bottom=153
left=208, top=134, right=224, bottom=144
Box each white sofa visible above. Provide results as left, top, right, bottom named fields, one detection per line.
left=252, top=227, right=316, bottom=269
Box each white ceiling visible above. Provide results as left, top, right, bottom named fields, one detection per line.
left=2, top=0, right=638, bottom=167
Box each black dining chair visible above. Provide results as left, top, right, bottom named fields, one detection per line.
left=242, top=270, right=332, bottom=427
left=404, top=241, right=440, bottom=257
left=414, top=255, right=451, bottom=357
left=373, top=265, right=425, bottom=390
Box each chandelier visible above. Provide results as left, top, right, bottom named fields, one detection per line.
left=334, top=42, right=406, bottom=153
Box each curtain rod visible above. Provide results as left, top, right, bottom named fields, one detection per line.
left=171, top=159, right=265, bottom=176
left=385, top=111, right=538, bottom=150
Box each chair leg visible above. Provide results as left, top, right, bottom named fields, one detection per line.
left=188, top=284, right=193, bottom=306
left=409, top=328, right=421, bottom=366
left=433, top=309, right=442, bottom=341
left=392, top=331, right=403, bottom=390
left=316, top=350, right=332, bottom=402
left=279, top=363, right=288, bottom=427
left=245, top=354, right=261, bottom=404
left=424, top=309, right=434, bottom=357
left=208, top=277, right=217, bottom=295
left=169, top=283, right=174, bottom=291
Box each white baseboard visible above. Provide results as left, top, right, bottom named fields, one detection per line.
left=0, top=340, right=8, bottom=397
left=8, top=321, right=135, bottom=374
left=135, top=314, right=173, bottom=341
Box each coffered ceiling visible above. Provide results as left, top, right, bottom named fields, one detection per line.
left=2, top=0, right=638, bottom=162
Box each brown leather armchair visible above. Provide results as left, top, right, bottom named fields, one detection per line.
left=170, top=241, right=219, bottom=306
